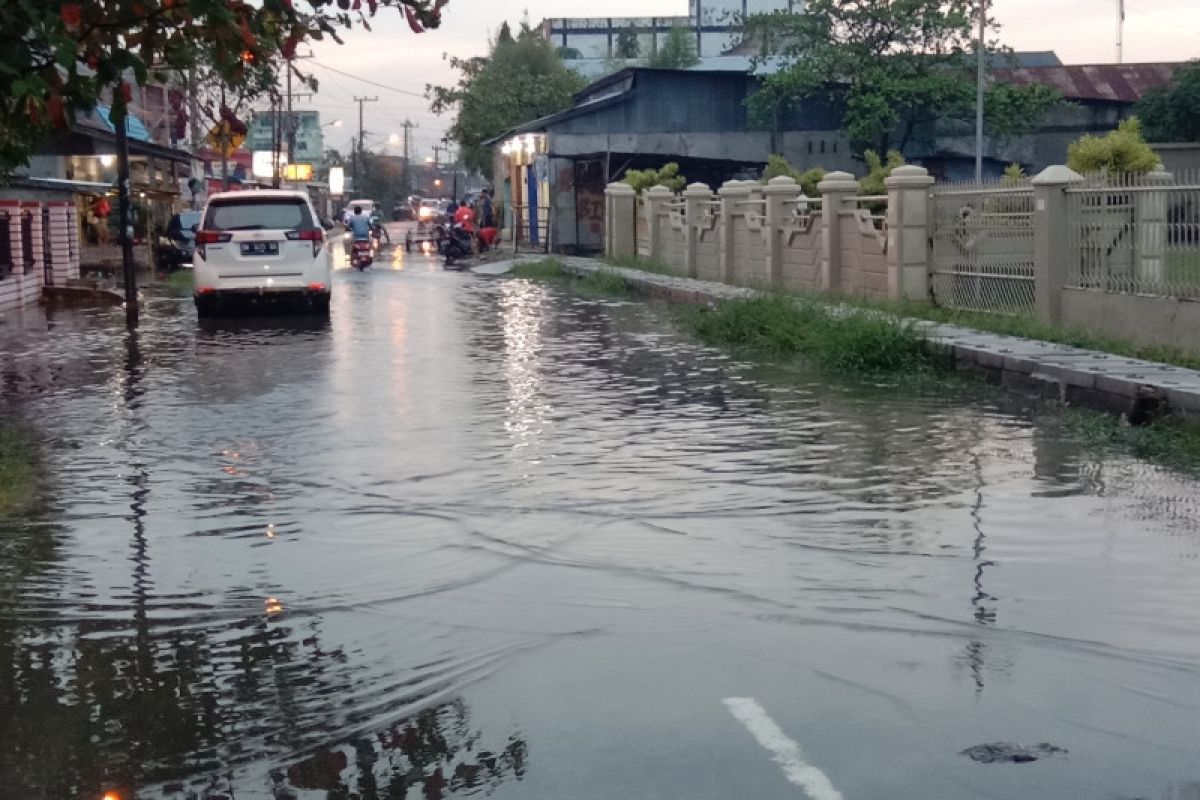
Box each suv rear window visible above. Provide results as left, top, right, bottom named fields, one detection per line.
left=204, top=197, right=313, bottom=231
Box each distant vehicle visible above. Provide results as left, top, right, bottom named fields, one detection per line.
left=417, top=198, right=443, bottom=222
left=193, top=190, right=332, bottom=317
left=157, top=210, right=203, bottom=270
left=392, top=202, right=412, bottom=221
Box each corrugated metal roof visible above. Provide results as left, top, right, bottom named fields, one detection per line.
left=994, top=63, right=1180, bottom=103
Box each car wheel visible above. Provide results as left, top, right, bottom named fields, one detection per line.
left=311, top=294, right=331, bottom=315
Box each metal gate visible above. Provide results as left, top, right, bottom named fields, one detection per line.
left=930, top=184, right=1035, bottom=314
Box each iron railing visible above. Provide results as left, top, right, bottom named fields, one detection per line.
left=930, top=184, right=1036, bottom=314
left=1066, top=171, right=1200, bottom=300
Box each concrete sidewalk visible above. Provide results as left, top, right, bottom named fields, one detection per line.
left=553, top=256, right=1200, bottom=421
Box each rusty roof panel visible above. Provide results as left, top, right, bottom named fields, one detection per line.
left=993, top=63, right=1181, bottom=103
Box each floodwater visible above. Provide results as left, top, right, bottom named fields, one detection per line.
left=2, top=241, right=1200, bottom=799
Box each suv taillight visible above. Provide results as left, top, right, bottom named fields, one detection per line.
left=286, top=228, right=324, bottom=256
left=195, top=230, right=231, bottom=259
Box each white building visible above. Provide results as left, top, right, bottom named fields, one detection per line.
left=542, top=0, right=799, bottom=61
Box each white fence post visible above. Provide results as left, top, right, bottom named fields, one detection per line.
left=885, top=165, right=934, bottom=301
left=818, top=171, right=859, bottom=293
left=718, top=181, right=751, bottom=283
left=605, top=182, right=637, bottom=259
left=683, top=182, right=712, bottom=279
left=1032, top=165, right=1085, bottom=325
left=644, top=185, right=672, bottom=264
left=763, top=176, right=801, bottom=285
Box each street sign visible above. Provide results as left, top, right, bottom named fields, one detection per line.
left=206, top=121, right=246, bottom=157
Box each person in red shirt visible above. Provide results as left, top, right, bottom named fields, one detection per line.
left=452, top=200, right=475, bottom=232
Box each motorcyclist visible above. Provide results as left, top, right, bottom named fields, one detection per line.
left=349, top=205, right=372, bottom=241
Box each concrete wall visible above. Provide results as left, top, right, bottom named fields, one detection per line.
left=1062, top=289, right=1200, bottom=354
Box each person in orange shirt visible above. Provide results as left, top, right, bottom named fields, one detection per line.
left=452, top=200, right=475, bottom=233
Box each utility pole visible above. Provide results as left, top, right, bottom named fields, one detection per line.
left=400, top=119, right=417, bottom=193
left=114, top=100, right=138, bottom=328
left=353, top=96, right=378, bottom=198
left=1117, top=0, right=1125, bottom=63
left=974, top=0, right=987, bottom=183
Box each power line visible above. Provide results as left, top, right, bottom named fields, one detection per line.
left=309, top=60, right=427, bottom=98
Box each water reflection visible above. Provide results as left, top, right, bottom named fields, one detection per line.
left=277, top=701, right=526, bottom=798
left=2, top=276, right=1200, bottom=798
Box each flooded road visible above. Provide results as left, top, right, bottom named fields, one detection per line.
left=2, top=238, right=1200, bottom=799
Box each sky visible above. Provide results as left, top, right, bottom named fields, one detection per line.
left=304, top=0, right=1200, bottom=161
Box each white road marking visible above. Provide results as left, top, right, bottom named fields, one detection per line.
left=723, top=697, right=844, bottom=800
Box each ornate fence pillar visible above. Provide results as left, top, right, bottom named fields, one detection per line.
left=683, top=182, right=712, bottom=279
left=718, top=181, right=751, bottom=283
left=763, top=176, right=801, bottom=285
left=885, top=165, right=935, bottom=300
left=605, top=182, right=637, bottom=258
left=1032, top=165, right=1085, bottom=325
left=1134, top=164, right=1172, bottom=286
left=644, top=185, right=673, bottom=264
left=818, top=171, right=859, bottom=292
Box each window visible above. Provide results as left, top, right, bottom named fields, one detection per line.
left=807, top=141, right=813, bottom=155
left=820, top=140, right=826, bottom=154
left=204, top=198, right=312, bottom=231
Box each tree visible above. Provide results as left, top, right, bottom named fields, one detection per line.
left=649, top=26, right=699, bottom=70
left=1067, top=117, right=1159, bottom=175
left=762, top=154, right=825, bottom=197
left=745, top=1, right=1058, bottom=155
left=615, top=26, right=641, bottom=60
left=429, top=21, right=586, bottom=175
left=0, top=0, right=448, bottom=175
left=1135, top=60, right=1200, bottom=143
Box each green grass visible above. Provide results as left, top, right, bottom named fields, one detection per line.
left=678, top=293, right=943, bottom=375
left=510, top=259, right=566, bottom=280
left=1057, top=407, right=1200, bottom=475
left=602, top=254, right=679, bottom=275
left=767, top=291, right=1200, bottom=372
left=165, top=269, right=193, bottom=297
left=510, top=259, right=630, bottom=297
left=0, top=425, right=40, bottom=515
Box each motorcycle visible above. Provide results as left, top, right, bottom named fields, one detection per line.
left=351, top=237, right=374, bottom=270
left=436, top=222, right=473, bottom=267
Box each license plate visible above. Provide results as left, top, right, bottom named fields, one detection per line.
left=240, top=241, right=279, bottom=256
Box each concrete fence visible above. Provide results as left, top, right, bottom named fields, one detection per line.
left=0, top=198, right=82, bottom=314
left=607, top=169, right=927, bottom=301
left=605, top=164, right=1200, bottom=354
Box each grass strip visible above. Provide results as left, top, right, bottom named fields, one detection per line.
left=510, top=259, right=630, bottom=297
left=0, top=424, right=41, bottom=515
left=678, top=293, right=943, bottom=375
left=806, top=293, right=1200, bottom=372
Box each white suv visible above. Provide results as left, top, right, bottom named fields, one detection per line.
left=193, top=190, right=332, bottom=316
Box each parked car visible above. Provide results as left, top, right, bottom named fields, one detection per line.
left=193, top=190, right=332, bottom=317
left=157, top=210, right=203, bottom=270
